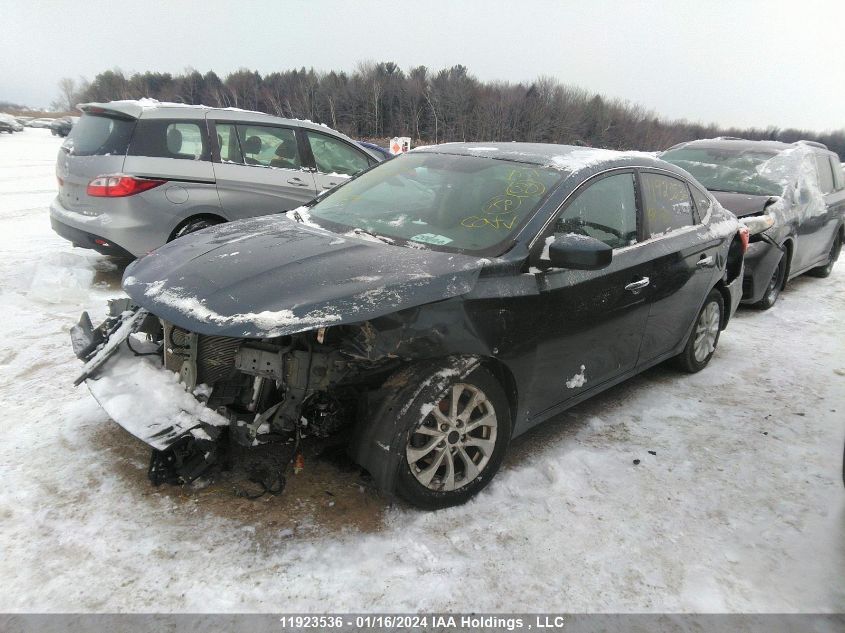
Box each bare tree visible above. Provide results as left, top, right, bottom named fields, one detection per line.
left=68, top=64, right=845, bottom=159
left=53, top=77, right=81, bottom=111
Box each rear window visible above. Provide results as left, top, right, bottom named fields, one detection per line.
left=128, top=119, right=210, bottom=160
left=62, top=113, right=135, bottom=157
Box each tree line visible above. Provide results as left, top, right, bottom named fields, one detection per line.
left=52, top=63, right=844, bottom=159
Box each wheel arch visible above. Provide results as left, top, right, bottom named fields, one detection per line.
left=712, top=280, right=732, bottom=330
left=168, top=212, right=227, bottom=242
left=348, top=354, right=512, bottom=496
left=780, top=237, right=795, bottom=288
left=479, top=356, right=519, bottom=435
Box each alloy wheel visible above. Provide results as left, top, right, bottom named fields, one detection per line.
left=405, top=383, right=498, bottom=492
left=693, top=301, right=721, bottom=363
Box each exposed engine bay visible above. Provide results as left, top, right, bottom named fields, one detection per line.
left=72, top=298, right=403, bottom=489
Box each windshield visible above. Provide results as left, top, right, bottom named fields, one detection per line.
left=662, top=147, right=781, bottom=196
left=307, top=152, right=563, bottom=254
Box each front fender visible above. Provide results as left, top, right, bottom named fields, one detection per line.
left=348, top=356, right=480, bottom=495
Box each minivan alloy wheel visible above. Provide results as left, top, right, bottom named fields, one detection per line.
left=693, top=301, right=721, bottom=363
left=406, top=383, right=498, bottom=492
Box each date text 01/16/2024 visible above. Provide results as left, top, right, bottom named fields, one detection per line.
left=277, top=615, right=569, bottom=629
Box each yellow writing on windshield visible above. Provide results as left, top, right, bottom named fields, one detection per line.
left=461, top=168, right=547, bottom=230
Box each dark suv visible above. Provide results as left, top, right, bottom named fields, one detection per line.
left=663, top=139, right=844, bottom=308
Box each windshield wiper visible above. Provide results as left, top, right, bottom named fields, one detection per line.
left=352, top=227, right=394, bottom=245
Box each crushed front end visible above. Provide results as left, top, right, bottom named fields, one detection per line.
left=71, top=301, right=399, bottom=487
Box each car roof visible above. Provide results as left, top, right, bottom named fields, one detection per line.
left=666, top=137, right=833, bottom=156
left=412, top=142, right=680, bottom=175
left=77, top=99, right=380, bottom=159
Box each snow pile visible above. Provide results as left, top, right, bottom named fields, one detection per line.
left=26, top=252, right=96, bottom=304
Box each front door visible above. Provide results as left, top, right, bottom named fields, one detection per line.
left=302, top=129, right=374, bottom=193
left=529, top=171, right=651, bottom=416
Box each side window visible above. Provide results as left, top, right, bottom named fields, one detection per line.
left=690, top=184, right=711, bottom=221
left=815, top=154, right=835, bottom=194
left=831, top=157, right=845, bottom=191
left=128, top=120, right=209, bottom=160
left=214, top=123, right=243, bottom=164
left=235, top=124, right=301, bottom=170
left=555, top=173, right=637, bottom=249
left=641, top=173, right=695, bottom=238
left=306, top=131, right=371, bottom=176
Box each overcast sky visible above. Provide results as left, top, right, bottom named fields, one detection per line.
left=2, top=0, right=842, bottom=131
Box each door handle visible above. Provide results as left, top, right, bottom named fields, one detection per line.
left=624, top=277, right=650, bottom=292
left=697, top=255, right=715, bottom=268
left=287, top=177, right=309, bottom=187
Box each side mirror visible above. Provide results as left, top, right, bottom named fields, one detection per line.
left=542, top=234, right=612, bottom=270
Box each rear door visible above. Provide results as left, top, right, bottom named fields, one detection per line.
left=828, top=157, right=845, bottom=244
left=801, top=153, right=844, bottom=266
left=120, top=113, right=220, bottom=219
left=529, top=170, right=651, bottom=415
left=208, top=116, right=317, bottom=219
left=56, top=112, right=135, bottom=214
left=637, top=171, right=721, bottom=362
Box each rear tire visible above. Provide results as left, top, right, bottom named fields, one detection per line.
left=673, top=289, right=724, bottom=373
left=170, top=217, right=223, bottom=242
left=809, top=233, right=841, bottom=278
left=394, top=365, right=511, bottom=510
left=751, top=252, right=786, bottom=310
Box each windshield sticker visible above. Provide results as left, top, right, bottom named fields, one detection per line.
left=461, top=168, right=547, bottom=230
left=411, top=233, right=453, bottom=245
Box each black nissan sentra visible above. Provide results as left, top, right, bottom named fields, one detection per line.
left=72, top=143, right=747, bottom=509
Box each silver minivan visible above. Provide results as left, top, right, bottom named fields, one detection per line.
left=50, top=100, right=383, bottom=258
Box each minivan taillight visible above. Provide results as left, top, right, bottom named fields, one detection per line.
left=87, top=175, right=166, bottom=197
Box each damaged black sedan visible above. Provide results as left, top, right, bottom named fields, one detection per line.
left=72, top=143, right=747, bottom=509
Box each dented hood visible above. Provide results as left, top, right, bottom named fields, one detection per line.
left=122, top=215, right=485, bottom=338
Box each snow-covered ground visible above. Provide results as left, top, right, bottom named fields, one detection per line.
left=1, top=129, right=843, bottom=613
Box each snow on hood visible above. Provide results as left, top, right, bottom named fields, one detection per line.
left=685, top=140, right=826, bottom=228
left=123, top=215, right=486, bottom=338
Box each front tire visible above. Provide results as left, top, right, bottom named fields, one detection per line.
left=395, top=365, right=511, bottom=510
left=673, top=289, right=724, bottom=373
left=809, top=233, right=841, bottom=278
